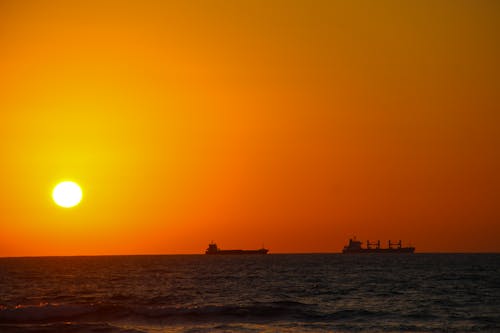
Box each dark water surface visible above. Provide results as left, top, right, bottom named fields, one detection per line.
left=1, top=254, right=499, bottom=332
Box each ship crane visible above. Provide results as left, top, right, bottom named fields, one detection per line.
left=366, top=240, right=381, bottom=249
left=388, top=240, right=403, bottom=249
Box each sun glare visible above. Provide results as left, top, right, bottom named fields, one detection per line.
left=52, top=181, right=83, bottom=208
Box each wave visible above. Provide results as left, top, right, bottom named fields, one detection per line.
left=6, top=302, right=493, bottom=331
left=0, top=301, right=323, bottom=324
left=0, top=322, right=145, bottom=333
left=2, top=303, right=498, bottom=332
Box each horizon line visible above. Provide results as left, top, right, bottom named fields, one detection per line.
left=2, top=251, right=500, bottom=258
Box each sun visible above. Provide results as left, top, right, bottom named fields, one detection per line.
left=52, top=181, right=83, bottom=208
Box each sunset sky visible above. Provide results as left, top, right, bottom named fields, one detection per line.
left=1, top=0, right=499, bottom=256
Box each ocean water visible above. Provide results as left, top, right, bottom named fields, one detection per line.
left=0, top=254, right=499, bottom=332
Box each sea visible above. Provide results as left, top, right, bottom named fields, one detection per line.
left=0, top=254, right=499, bottom=332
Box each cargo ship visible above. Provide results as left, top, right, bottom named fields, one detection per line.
left=205, top=242, right=268, bottom=255
left=342, top=238, right=415, bottom=254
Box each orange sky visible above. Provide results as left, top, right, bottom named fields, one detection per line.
left=1, top=0, right=499, bottom=256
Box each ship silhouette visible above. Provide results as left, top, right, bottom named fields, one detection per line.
left=205, top=242, right=268, bottom=255
left=342, top=238, right=415, bottom=254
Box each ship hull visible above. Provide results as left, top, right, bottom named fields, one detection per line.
left=206, top=249, right=268, bottom=255
left=342, top=247, right=415, bottom=254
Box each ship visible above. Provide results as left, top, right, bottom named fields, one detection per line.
left=342, top=238, right=415, bottom=254
left=205, top=242, right=269, bottom=255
